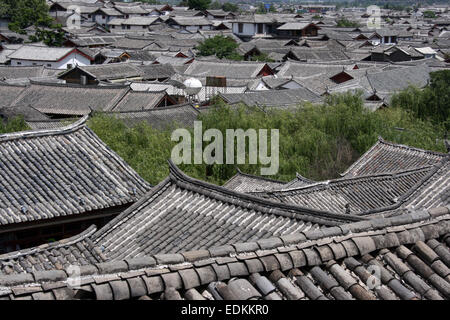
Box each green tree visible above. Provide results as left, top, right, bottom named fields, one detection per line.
left=222, top=2, right=238, bottom=12
left=7, top=0, right=53, bottom=33
left=196, top=35, right=242, bottom=60
left=29, top=25, right=65, bottom=47
left=209, top=1, right=222, bottom=10
left=423, top=10, right=436, bottom=18
left=85, top=91, right=446, bottom=186
left=187, top=0, right=211, bottom=11
left=0, top=116, right=30, bottom=133
left=249, top=52, right=274, bottom=62
left=391, top=70, right=450, bottom=130
left=336, top=18, right=360, bottom=28
left=256, top=3, right=266, bottom=14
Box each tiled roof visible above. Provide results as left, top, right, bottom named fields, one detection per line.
left=110, top=104, right=200, bottom=130
left=7, top=46, right=82, bottom=62
left=88, top=161, right=362, bottom=261
left=0, top=226, right=103, bottom=275
left=183, top=60, right=269, bottom=79
left=251, top=166, right=438, bottom=215
left=0, top=206, right=448, bottom=300
left=9, top=82, right=130, bottom=116
left=109, top=91, right=169, bottom=112
left=0, top=116, right=151, bottom=227
left=26, top=119, right=74, bottom=131
left=222, top=170, right=287, bottom=193
left=282, top=173, right=316, bottom=189
left=219, top=87, right=323, bottom=107
left=0, top=66, right=55, bottom=80
left=0, top=84, right=27, bottom=108
left=342, top=137, right=447, bottom=177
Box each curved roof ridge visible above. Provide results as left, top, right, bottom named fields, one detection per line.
left=378, top=137, right=448, bottom=156
left=295, top=172, right=316, bottom=183
left=167, top=160, right=364, bottom=223
left=231, top=169, right=288, bottom=184
left=0, top=115, right=88, bottom=143
left=0, top=225, right=98, bottom=262
left=260, top=165, right=435, bottom=194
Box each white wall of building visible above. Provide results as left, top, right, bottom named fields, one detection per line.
left=10, top=52, right=91, bottom=69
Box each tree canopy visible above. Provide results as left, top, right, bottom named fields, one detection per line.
left=2, top=0, right=65, bottom=46
left=186, top=0, right=211, bottom=11
left=4, top=0, right=53, bottom=33
left=336, top=18, right=360, bottom=28
left=196, top=35, right=242, bottom=60
left=222, top=3, right=239, bottom=12
left=87, top=90, right=446, bottom=186
left=391, top=70, right=450, bottom=130
left=0, top=116, right=30, bottom=134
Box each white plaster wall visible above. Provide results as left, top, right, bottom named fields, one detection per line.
left=11, top=52, right=91, bottom=69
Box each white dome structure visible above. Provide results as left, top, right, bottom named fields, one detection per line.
left=183, top=78, right=202, bottom=96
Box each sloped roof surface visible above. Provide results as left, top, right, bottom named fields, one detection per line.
left=0, top=206, right=448, bottom=300
left=342, top=137, right=447, bottom=177
left=9, top=83, right=130, bottom=115
left=88, top=161, right=361, bottom=261
left=220, top=87, right=322, bottom=107
left=223, top=171, right=287, bottom=193
left=112, top=104, right=200, bottom=129
left=252, top=166, right=437, bottom=215
left=0, top=116, right=151, bottom=227
left=183, top=60, right=268, bottom=79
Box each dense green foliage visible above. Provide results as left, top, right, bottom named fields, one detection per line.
left=390, top=70, right=450, bottom=130
left=209, top=1, right=221, bottom=10
left=256, top=3, right=276, bottom=14
left=2, top=0, right=52, bottom=32
left=196, top=35, right=242, bottom=60
left=1, top=0, right=64, bottom=46
left=249, top=52, right=275, bottom=62
left=186, top=0, right=211, bottom=11
left=222, top=2, right=239, bottom=12
left=29, top=26, right=65, bottom=46
left=336, top=18, right=360, bottom=28
left=209, top=1, right=238, bottom=12
left=87, top=92, right=446, bottom=186
left=0, top=116, right=30, bottom=133
left=423, top=10, right=437, bottom=18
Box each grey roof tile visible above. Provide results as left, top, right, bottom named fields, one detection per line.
left=195, top=266, right=217, bottom=285
left=178, top=269, right=201, bottom=289
left=92, top=283, right=113, bottom=300
left=126, top=277, right=147, bottom=298
left=227, top=278, right=262, bottom=300
left=143, top=275, right=164, bottom=294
